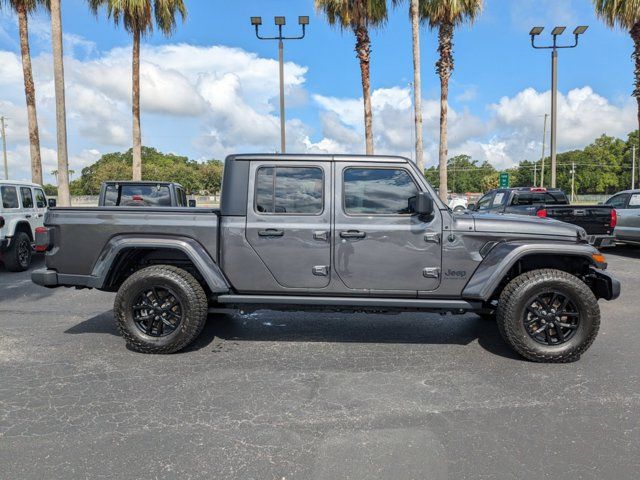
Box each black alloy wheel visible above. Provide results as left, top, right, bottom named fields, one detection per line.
left=132, top=287, right=183, bottom=337
left=523, top=291, right=580, bottom=346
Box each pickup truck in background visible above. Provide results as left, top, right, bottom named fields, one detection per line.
left=605, top=189, right=640, bottom=245
left=99, top=181, right=195, bottom=207
left=470, top=187, right=616, bottom=247
left=32, top=154, right=620, bottom=362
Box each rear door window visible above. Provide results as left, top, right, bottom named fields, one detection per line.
left=1, top=186, right=19, bottom=209
left=255, top=166, right=324, bottom=214
left=20, top=187, right=34, bottom=208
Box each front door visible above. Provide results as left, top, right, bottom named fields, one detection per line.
left=333, top=162, right=442, bottom=295
left=245, top=161, right=331, bottom=289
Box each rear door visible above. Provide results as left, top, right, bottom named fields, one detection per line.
left=333, top=162, right=442, bottom=294
left=245, top=160, right=331, bottom=289
left=614, top=193, right=640, bottom=241
left=19, top=186, right=38, bottom=235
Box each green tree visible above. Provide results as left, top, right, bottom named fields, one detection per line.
left=419, top=0, right=483, bottom=201
left=1, top=0, right=48, bottom=185
left=594, top=1, right=640, bottom=136
left=315, top=0, right=391, bottom=155
left=88, top=0, right=186, bottom=181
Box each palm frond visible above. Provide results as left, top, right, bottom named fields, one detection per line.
left=593, top=0, right=640, bottom=30
left=419, top=0, right=483, bottom=29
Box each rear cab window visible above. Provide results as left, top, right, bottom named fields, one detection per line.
left=104, top=184, right=172, bottom=207
left=1, top=186, right=19, bottom=209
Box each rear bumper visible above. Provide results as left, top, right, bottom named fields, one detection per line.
left=591, top=268, right=621, bottom=301
left=31, top=268, right=60, bottom=287
left=588, top=235, right=616, bottom=248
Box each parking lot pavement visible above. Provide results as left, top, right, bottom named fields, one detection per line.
left=1, top=249, right=640, bottom=480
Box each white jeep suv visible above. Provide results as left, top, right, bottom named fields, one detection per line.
left=1, top=180, right=51, bottom=272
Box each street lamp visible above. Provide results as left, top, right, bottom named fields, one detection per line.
left=530, top=25, right=588, bottom=188
left=251, top=15, right=309, bottom=154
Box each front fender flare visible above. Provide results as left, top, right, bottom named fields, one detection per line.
left=91, top=235, right=230, bottom=293
left=462, top=241, right=599, bottom=301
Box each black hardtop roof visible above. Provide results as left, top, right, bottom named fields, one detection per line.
left=103, top=180, right=183, bottom=187
left=225, top=153, right=411, bottom=163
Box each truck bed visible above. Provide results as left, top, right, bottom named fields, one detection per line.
left=542, top=204, right=614, bottom=239
left=44, top=207, right=220, bottom=276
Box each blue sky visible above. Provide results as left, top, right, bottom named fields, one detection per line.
left=0, top=0, right=637, bottom=183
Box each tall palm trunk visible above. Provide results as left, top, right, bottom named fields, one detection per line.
left=50, top=0, right=70, bottom=206
left=132, top=27, right=142, bottom=180
left=355, top=23, right=374, bottom=155
left=632, top=21, right=640, bottom=139
left=410, top=0, right=424, bottom=173
left=17, top=5, right=42, bottom=186
left=436, top=23, right=454, bottom=201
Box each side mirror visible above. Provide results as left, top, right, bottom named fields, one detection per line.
left=48, top=198, right=57, bottom=208
left=416, top=192, right=434, bottom=215
left=188, top=199, right=197, bottom=208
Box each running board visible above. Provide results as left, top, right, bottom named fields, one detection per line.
left=216, top=294, right=480, bottom=311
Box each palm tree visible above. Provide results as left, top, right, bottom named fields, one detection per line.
left=315, top=0, right=391, bottom=155
left=420, top=0, right=482, bottom=200
left=1, top=0, right=47, bottom=186
left=593, top=1, right=640, bottom=137
left=409, top=0, right=424, bottom=173
left=88, top=0, right=186, bottom=180
left=50, top=0, right=71, bottom=206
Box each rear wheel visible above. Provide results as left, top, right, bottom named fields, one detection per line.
left=496, top=269, right=600, bottom=363
left=114, top=265, right=208, bottom=353
left=3, top=231, right=32, bottom=272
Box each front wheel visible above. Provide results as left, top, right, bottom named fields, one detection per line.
left=496, top=269, right=600, bottom=363
left=114, top=265, right=208, bottom=354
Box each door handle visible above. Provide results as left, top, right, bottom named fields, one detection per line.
left=340, top=230, right=366, bottom=239
left=25, top=214, right=32, bottom=219
left=258, top=228, right=284, bottom=237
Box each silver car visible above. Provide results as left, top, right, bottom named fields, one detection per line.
left=605, top=189, right=640, bottom=245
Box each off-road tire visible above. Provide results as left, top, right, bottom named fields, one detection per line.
left=3, top=231, right=32, bottom=272
left=114, top=265, right=208, bottom=354
left=496, top=269, right=600, bottom=363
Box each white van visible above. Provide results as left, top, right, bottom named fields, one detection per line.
left=0, top=180, right=52, bottom=271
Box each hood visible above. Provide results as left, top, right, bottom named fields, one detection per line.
left=468, top=213, right=586, bottom=240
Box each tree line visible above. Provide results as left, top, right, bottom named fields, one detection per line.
left=42, top=147, right=223, bottom=196
left=3, top=0, right=640, bottom=204
left=425, top=131, right=638, bottom=195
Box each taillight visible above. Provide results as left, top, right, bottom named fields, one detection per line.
left=536, top=208, right=547, bottom=218
left=610, top=209, right=617, bottom=228
left=34, top=226, right=50, bottom=252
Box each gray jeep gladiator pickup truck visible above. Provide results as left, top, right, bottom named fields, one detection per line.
left=32, top=154, right=620, bottom=362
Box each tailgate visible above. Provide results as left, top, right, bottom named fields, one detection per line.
left=545, top=205, right=613, bottom=235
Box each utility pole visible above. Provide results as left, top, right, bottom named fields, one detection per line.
left=531, top=26, right=588, bottom=188
left=632, top=145, right=636, bottom=190
left=571, top=161, right=576, bottom=202
left=251, top=16, right=309, bottom=154
left=540, top=113, right=548, bottom=187
left=533, top=162, right=537, bottom=186
left=1, top=116, right=8, bottom=180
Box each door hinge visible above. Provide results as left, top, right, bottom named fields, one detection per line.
left=424, top=233, right=441, bottom=244
left=312, top=265, right=329, bottom=276
left=423, top=267, right=440, bottom=278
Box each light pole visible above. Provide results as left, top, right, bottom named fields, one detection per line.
left=540, top=113, right=548, bottom=187
left=1, top=116, right=8, bottom=180
left=530, top=25, right=588, bottom=188
left=251, top=15, right=309, bottom=154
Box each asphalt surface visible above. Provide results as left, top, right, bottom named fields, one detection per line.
left=1, top=248, right=639, bottom=480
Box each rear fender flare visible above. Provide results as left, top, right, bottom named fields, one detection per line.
left=92, top=235, right=230, bottom=293
left=462, top=242, right=599, bottom=301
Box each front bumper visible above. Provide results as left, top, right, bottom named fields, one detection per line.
left=591, top=268, right=621, bottom=301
